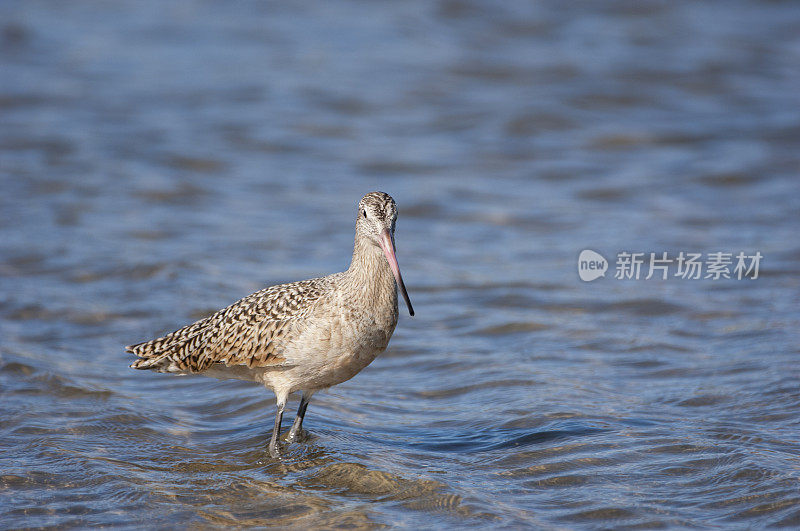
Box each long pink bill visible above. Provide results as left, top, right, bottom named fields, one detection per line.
left=379, top=229, right=415, bottom=316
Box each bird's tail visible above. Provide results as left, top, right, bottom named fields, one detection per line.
left=126, top=317, right=211, bottom=373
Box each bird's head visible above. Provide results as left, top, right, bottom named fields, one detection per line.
left=355, top=192, right=414, bottom=316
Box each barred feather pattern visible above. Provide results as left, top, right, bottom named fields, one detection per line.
left=126, top=276, right=334, bottom=373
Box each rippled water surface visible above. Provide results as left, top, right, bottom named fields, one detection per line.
left=2, top=1, right=800, bottom=528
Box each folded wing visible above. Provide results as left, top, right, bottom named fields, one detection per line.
left=127, top=277, right=330, bottom=373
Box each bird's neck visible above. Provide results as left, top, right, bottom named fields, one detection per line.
left=345, top=237, right=397, bottom=308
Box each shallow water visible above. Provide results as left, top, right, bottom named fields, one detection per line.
left=1, top=0, right=799, bottom=528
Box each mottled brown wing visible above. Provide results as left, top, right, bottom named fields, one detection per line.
left=127, top=277, right=330, bottom=373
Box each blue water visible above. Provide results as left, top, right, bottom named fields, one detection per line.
left=1, top=1, right=799, bottom=528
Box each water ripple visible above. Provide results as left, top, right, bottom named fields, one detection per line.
left=1, top=0, right=799, bottom=527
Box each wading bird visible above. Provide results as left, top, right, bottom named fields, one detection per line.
left=127, top=192, right=414, bottom=457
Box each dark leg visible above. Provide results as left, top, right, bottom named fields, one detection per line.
left=287, top=392, right=313, bottom=443
left=268, top=398, right=286, bottom=458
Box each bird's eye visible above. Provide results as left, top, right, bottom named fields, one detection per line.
left=362, top=210, right=367, bottom=218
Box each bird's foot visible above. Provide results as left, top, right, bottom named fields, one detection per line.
left=268, top=441, right=281, bottom=458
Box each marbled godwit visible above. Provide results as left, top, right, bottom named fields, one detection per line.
left=127, top=192, right=414, bottom=457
